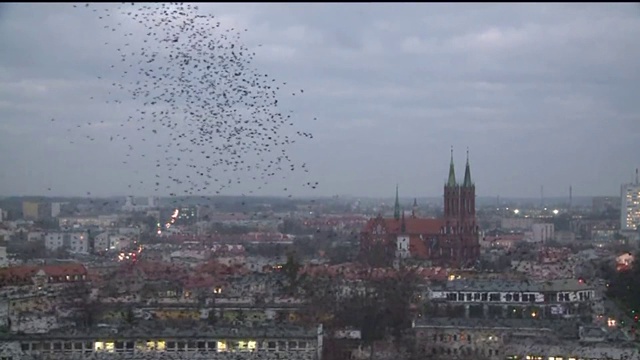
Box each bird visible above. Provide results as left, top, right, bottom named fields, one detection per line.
left=62, top=3, right=320, bottom=204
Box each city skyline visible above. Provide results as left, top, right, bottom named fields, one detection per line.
left=1, top=3, right=639, bottom=198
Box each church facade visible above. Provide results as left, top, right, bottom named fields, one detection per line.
left=359, top=151, right=480, bottom=268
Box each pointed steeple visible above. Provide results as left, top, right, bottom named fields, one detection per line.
left=412, top=198, right=418, bottom=218
left=463, top=147, right=473, bottom=187
left=400, top=209, right=406, bottom=233
left=447, top=146, right=457, bottom=187
left=394, top=184, right=400, bottom=220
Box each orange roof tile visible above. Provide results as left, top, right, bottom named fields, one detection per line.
left=364, top=216, right=445, bottom=235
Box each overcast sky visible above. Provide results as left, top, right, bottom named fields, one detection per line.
left=1, top=3, right=639, bottom=199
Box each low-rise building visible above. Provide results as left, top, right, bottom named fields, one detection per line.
left=44, top=232, right=89, bottom=254
left=426, top=278, right=596, bottom=320
left=0, top=323, right=322, bottom=360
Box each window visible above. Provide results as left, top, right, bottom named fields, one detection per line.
left=506, top=294, right=512, bottom=302
left=513, top=293, right=520, bottom=302
left=481, top=293, right=488, bottom=301
left=522, top=294, right=529, bottom=302
left=473, top=293, right=480, bottom=301
left=489, top=293, right=500, bottom=301
left=20, top=343, right=29, bottom=352
left=268, top=342, right=276, bottom=351
left=216, top=341, right=227, bottom=352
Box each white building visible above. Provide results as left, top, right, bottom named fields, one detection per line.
left=44, top=232, right=89, bottom=254
left=94, top=233, right=131, bottom=253
left=0, top=246, right=7, bottom=268
left=50, top=203, right=62, bottom=218
left=621, top=171, right=640, bottom=231
left=532, top=223, right=554, bottom=244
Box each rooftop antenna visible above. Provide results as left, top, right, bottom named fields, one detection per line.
left=636, top=168, right=639, bottom=185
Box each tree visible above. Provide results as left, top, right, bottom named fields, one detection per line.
left=235, top=310, right=247, bottom=325
left=124, top=306, right=136, bottom=325
left=207, top=309, right=218, bottom=326
left=65, top=282, right=101, bottom=329
left=280, top=251, right=306, bottom=295
left=303, top=267, right=421, bottom=360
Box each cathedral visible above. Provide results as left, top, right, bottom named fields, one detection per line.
left=359, top=150, right=480, bottom=268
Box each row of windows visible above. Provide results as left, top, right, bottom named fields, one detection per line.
left=443, top=291, right=592, bottom=303
left=431, top=333, right=475, bottom=343
left=19, top=339, right=313, bottom=353
left=430, top=347, right=499, bottom=357
left=445, top=292, right=538, bottom=302
left=507, top=356, right=624, bottom=360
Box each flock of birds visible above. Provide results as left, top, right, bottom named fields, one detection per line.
left=56, top=2, right=318, bottom=201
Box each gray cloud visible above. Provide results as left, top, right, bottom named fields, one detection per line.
left=1, top=3, right=639, bottom=199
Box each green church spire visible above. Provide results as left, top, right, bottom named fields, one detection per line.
left=447, top=146, right=457, bottom=187
left=463, top=147, right=473, bottom=187
left=394, top=184, right=400, bottom=220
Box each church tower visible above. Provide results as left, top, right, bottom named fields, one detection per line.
left=394, top=184, right=401, bottom=220
left=443, top=147, right=460, bottom=224
left=460, top=148, right=476, bottom=222
left=460, top=148, right=478, bottom=261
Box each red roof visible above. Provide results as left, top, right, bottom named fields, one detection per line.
left=363, top=216, right=445, bottom=235
left=0, top=263, right=87, bottom=286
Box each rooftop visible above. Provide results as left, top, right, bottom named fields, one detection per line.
left=436, top=278, right=592, bottom=293
left=0, top=322, right=318, bottom=341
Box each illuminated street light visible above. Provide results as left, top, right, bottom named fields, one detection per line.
left=514, top=209, right=520, bottom=215
left=553, top=209, right=559, bottom=215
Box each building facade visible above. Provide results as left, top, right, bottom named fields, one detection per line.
left=360, top=150, right=480, bottom=268
left=0, top=325, right=322, bottom=360
left=44, top=232, right=89, bottom=254
left=620, top=171, right=640, bottom=231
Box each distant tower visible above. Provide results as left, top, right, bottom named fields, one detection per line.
left=400, top=209, right=406, bottom=233
left=412, top=198, right=418, bottom=218
left=444, top=146, right=460, bottom=221
left=540, top=186, right=544, bottom=208
left=461, top=148, right=475, bottom=218
left=636, top=168, right=639, bottom=185
left=569, top=185, right=573, bottom=210
left=394, top=184, right=401, bottom=220
left=459, top=148, right=478, bottom=263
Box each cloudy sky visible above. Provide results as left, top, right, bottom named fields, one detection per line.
left=0, top=3, right=639, bottom=199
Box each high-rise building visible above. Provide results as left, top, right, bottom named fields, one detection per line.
left=620, top=169, right=640, bottom=231
left=22, top=201, right=39, bottom=220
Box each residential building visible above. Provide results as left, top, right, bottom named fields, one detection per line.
left=44, top=232, right=89, bottom=254
left=531, top=223, right=554, bottom=244
left=426, top=278, right=597, bottom=320
left=0, top=245, right=7, bottom=268
left=0, top=324, right=323, bottom=360
left=413, top=318, right=637, bottom=360
left=22, top=202, right=40, bottom=221
left=621, top=170, right=640, bottom=231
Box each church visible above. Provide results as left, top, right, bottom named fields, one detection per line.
left=359, top=150, right=480, bottom=268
